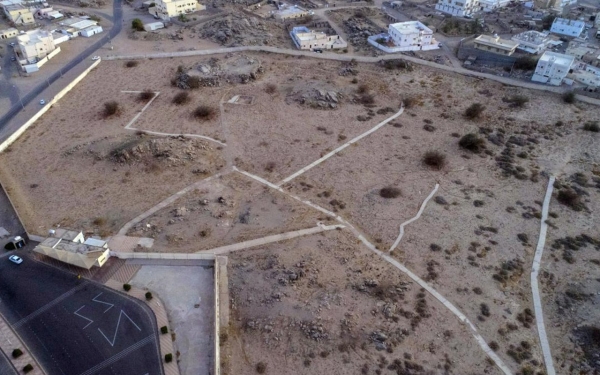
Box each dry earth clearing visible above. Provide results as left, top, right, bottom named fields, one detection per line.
left=0, top=52, right=599, bottom=375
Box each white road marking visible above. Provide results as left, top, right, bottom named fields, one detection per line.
left=74, top=306, right=94, bottom=329
left=92, top=292, right=114, bottom=313
left=78, top=335, right=154, bottom=375
left=98, top=310, right=142, bottom=347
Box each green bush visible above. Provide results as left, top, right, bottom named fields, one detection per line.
left=145, top=291, right=153, bottom=300
left=132, top=18, right=144, bottom=31
left=165, top=353, right=173, bottom=363
left=161, top=326, right=169, bottom=334
left=23, top=364, right=33, bottom=373
left=12, top=349, right=23, bottom=358
left=123, top=283, right=131, bottom=291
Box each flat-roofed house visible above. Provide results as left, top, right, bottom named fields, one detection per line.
left=474, top=34, right=519, bottom=56
left=34, top=228, right=110, bottom=269
left=531, top=51, right=575, bottom=86
left=290, top=26, right=347, bottom=50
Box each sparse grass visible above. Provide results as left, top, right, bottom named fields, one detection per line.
left=193, top=105, right=217, bottom=121
left=422, top=151, right=446, bottom=170
left=102, top=101, right=120, bottom=118
left=379, top=187, right=401, bottom=198
left=459, top=133, right=486, bottom=153
left=562, top=91, right=576, bottom=104
left=464, top=103, right=485, bottom=119
left=583, top=121, right=599, bottom=132
left=172, top=92, right=190, bottom=105
left=125, top=60, right=139, bottom=68
left=138, top=89, right=154, bottom=102
left=265, top=83, right=277, bottom=94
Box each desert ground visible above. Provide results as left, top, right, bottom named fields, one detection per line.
left=0, top=51, right=599, bottom=375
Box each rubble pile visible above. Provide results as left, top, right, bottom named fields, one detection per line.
left=173, top=55, right=265, bottom=89
left=198, top=14, right=285, bottom=47
left=286, top=88, right=343, bottom=110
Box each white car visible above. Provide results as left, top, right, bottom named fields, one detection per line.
left=39, top=99, right=45, bottom=105
left=9, top=255, right=23, bottom=264
left=91, top=56, right=100, bottom=61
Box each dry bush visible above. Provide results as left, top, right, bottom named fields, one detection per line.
left=173, top=92, right=190, bottom=105
left=380, top=187, right=401, bottom=198
left=562, top=91, right=576, bottom=104
left=422, top=151, right=446, bottom=170
left=557, top=189, right=583, bottom=211
left=255, top=362, right=267, bottom=374
left=504, top=95, right=529, bottom=108
left=357, top=84, right=369, bottom=94
left=583, top=121, right=599, bottom=132
left=138, top=89, right=154, bottom=102
left=102, top=101, right=120, bottom=118
left=464, top=103, right=485, bottom=119
left=265, top=83, right=277, bottom=94
left=92, top=217, right=106, bottom=226
left=193, top=105, right=217, bottom=121
left=403, top=96, right=417, bottom=108
left=459, top=133, right=486, bottom=153
left=188, top=76, right=201, bottom=89
left=125, top=60, right=139, bottom=68
left=358, top=93, right=375, bottom=105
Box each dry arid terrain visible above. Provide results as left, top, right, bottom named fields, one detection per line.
left=0, top=51, right=599, bottom=375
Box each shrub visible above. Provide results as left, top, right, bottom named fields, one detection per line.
left=464, top=103, right=485, bottom=119
left=161, top=326, right=169, bottom=334
left=422, top=151, right=446, bottom=170
left=403, top=96, right=417, bottom=108
left=132, top=18, right=144, bottom=31
left=172, top=92, right=190, bottom=105
left=165, top=353, right=173, bottom=363
left=514, top=56, right=538, bottom=71
left=125, top=60, right=139, bottom=68
left=557, top=189, right=582, bottom=211
left=193, top=106, right=216, bottom=121
left=489, top=341, right=499, bottom=351
left=123, top=283, right=131, bottom=291
left=265, top=83, right=277, bottom=94
left=583, top=121, right=599, bottom=132
left=459, top=133, right=486, bottom=153
left=562, top=91, right=576, bottom=104
left=505, top=95, right=529, bottom=108
left=138, top=89, right=154, bottom=102
left=357, top=84, right=369, bottom=94
left=188, top=76, right=201, bottom=89
left=12, top=349, right=23, bottom=358
left=145, top=291, right=153, bottom=300
left=102, top=101, right=120, bottom=118
left=358, top=93, right=375, bottom=105
left=256, top=362, right=267, bottom=373
left=92, top=217, right=106, bottom=226
left=379, top=187, right=401, bottom=198
left=23, top=364, right=33, bottom=373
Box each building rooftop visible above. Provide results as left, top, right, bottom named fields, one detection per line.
left=389, top=21, right=432, bottom=35
left=60, top=18, right=97, bottom=30
left=512, top=30, right=549, bottom=45
left=17, top=29, right=53, bottom=45
left=475, top=34, right=519, bottom=50
left=277, top=4, right=306, bottom=16
left=292, top=26, right=328, bottom=41
left=538, top=51, right=575, bottom=66
left=49, top=228, right=84, bottom=242
left=551, top=18, right=585, bottom=28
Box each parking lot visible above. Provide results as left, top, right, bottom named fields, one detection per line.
left=0, top=256, right=163, bottom=375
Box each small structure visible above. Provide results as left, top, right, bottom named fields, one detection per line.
left=148, top=0, right=206, bottom=21
left=275, top=4, right=309, bottom=21
left=478, top=0, right=511, bottom=12
left=290, top=26, right=346, bottom=50
left=531, top=51, right=575, bottom=86
left=1, top=0, right=34, bottom=25
left=144, top=21, right=165, bottom=31
left=511, top=30, right=550, bottom=54
left=378, top=21, right=438, bottom=52
left=34, top=228, right=110, bottom=269
left=36, top=8, right=63, bottom=20
left=434, top=0, right=478, bottom=17
left=550, top=18, right=585, bottom=38
left=0, top=27, right=18, bottom=39
left=52, top=31, right=69, bottom=45
left=58, top=17, right=103, bottom=38
left=474, top=34, right=518, bottom=56
left=80, top=25, right=103, bottom=37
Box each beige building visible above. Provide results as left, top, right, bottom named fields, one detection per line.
left=17, top=29, right=56, bottom=62
left=1, top=0, right=34, bottom=25
left=148, top=0, right=206, bottom=21
left=474, top=34, right=518, bottom=56
left=275, top=4, right=309, bottom=21
left=0, top=27, right=18, bottom=39
left=290, top=26, right=347, bottom=51
left=33, top=228, right=110, bottom=269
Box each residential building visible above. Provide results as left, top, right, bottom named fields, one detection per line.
left=512, top=30, right=550, bottom=54
left=435, top=0, right=479, bottom=17
left=35, top=7, right=63, bottom=20
left=52, top=31, right=69, bottom=45
left=550, top=18, right=584, bottom=38
left=80, top=25, right=103, bottom=37
left=0, top=27, right=18, bottom=39
left=474, top=34, right=518, bottom=55
left=275, top=4, right=309, bottom=21
left=531, top=51, right=575, bottom=86
left=478, top=0, right=510, bottom=12
left=148, top=0, right=206, bottom=21
left=290, top=26, right=346, bottom=50
left=565, top=41, right=599, bottom=60
left=1, top=0, right=34, bottom=25
left=571, top=70, right=600, bottom=87
left=386, top=21, right=438, bottom=51
left=33, top=228, right=110, bottom=269
left=17, top=29, right=56, bottom=61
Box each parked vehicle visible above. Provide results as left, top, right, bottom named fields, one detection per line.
left=39, top=99, right=45, bottom=105
left=8, top=255, right=23, bottom=264
left=91, top=56, right=100, bottom=61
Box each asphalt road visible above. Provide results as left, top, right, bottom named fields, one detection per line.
left=0, top=0, right=123, bottom=129
left=0, top=255, right=163, bottom=375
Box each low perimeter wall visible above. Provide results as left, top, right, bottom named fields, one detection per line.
left=0, top=59, right=101, bottom=153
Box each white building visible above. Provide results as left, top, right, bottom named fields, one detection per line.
left=80, top=25, right=103, bottom=37
left=144, top=21, right=165, bottom=31
left=531, top=51, right=575, bottom=86
left=386, top=21, right=438, bottom=51
left=478, top=0, right=510, bottom=12
left=290, top=26, right=346, bottom=51
left=435, top=0, right=479, bottom=17
left=550, top=18, right=585, bottom=38
left=58, top=17, right=103, bottom=37
left=148, top=0, right=205, bottom=21
left=512, top=30, right=550, bottom=54
left=33, top=228, right=110, bottom=269
left=474, top=34, right=518, bottom=55
left=0, top=27, right=18, bottom=39
left=17, top=29, right=56, bottom=61
left=274, top=4, right=309, bottom=20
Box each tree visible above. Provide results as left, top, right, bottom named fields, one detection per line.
left=132, top=18, right=144, bottom=31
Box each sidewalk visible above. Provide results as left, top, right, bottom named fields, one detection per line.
left=0, top=314, right=45, bottom=375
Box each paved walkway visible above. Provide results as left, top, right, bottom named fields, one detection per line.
left=0, top=313, right=45, bottom=375
left=105, top=279, right=180, bottom=375
left=531, top=175, right=556, bottom=375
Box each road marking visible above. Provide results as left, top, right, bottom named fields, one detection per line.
left=74, top=306, right=94, bottom=329
left=98, top=310, right=142, bottom=347
left=92, top=293, right=114, bottom=313
left=78, top=334, right=154, bottom=375
left=13, top=283, right=87, bottom=329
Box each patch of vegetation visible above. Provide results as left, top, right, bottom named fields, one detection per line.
left=165, top=353, right=173, bottom=363
left=379, top=187, right=401, bottom=199
left=265, top=83, right=277, bottom=94
left=506, top=340, right=533, bottom=364
left=256, top=362, right=267, bottom=373
left=459, top=133, right=486, bottom=153
left=145, top=291, right=153, bottom=300
left=23, top=364, right=34, bottom=374
left=503, top=95, right=529, bottom=108
left=583, top=121, right=599, bottom=132
left=383, top=59, right=412, bottom=71
left=514, top=56, right=538, bottom=71
left=125, top=60, right=139, bottom=68
left=172, top=92, right=190, bottom=105
left=493, top=258, right=524, bottom=286
left=557, top=189, right=584, bottom=211
left=193, top=105, right=216, bottom=121
left=138, top=89, right=154, bottom=102
left=464, top=103, right=485, bottom=119
left=12, top=349, right=23, bottom=358
left=123, top=283, right=131, bottom=291
left=422, top=151, right=446, bottom=170
left=161, top=326, right=169, bottom=334
left=102, top=101, right=120, bottom=118
left=516, top=309, right=534, bottom=328
left=132, top=18, right=144, bottom=31
left=562, top=91, right=576, bottom=104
